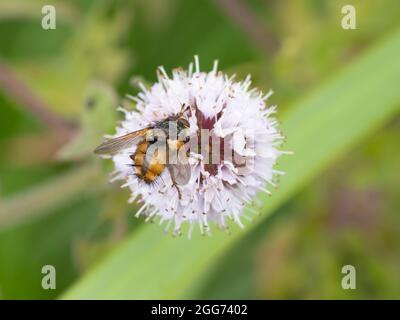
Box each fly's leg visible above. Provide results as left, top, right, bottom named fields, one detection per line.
left=171, top=177, right=182, bottom=200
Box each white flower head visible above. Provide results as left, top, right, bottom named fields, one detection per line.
left=106, top=56, right=285, bottom=237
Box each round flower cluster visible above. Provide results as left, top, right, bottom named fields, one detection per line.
left=108, top=57, right=284, bottom=236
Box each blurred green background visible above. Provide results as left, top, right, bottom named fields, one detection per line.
left=0, top=0, right=399, bottom=299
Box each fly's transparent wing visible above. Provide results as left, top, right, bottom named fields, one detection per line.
left=94, top=128, right=149, bottom=155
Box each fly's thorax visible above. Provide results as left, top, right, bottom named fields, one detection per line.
left=154, top=117, right=189, bottom=141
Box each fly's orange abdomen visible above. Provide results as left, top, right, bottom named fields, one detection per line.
left=145, top=162, right=165, bottom=182
left=130, top=140, right=148, bottom=180
left=131, top=140, right=166, bottom=183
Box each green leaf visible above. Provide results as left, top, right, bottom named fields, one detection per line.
left=63, top=29, right=400, bottom=299
left=0, top=164, right=98, bottom=229
left=0, top=196, right=101, bottom=299
left=57, top=82, right=118, bottom=161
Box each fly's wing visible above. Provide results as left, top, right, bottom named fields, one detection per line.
left=94, top=128, right=149, bottom=155
left=168, top=164, right=191, bottom=185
